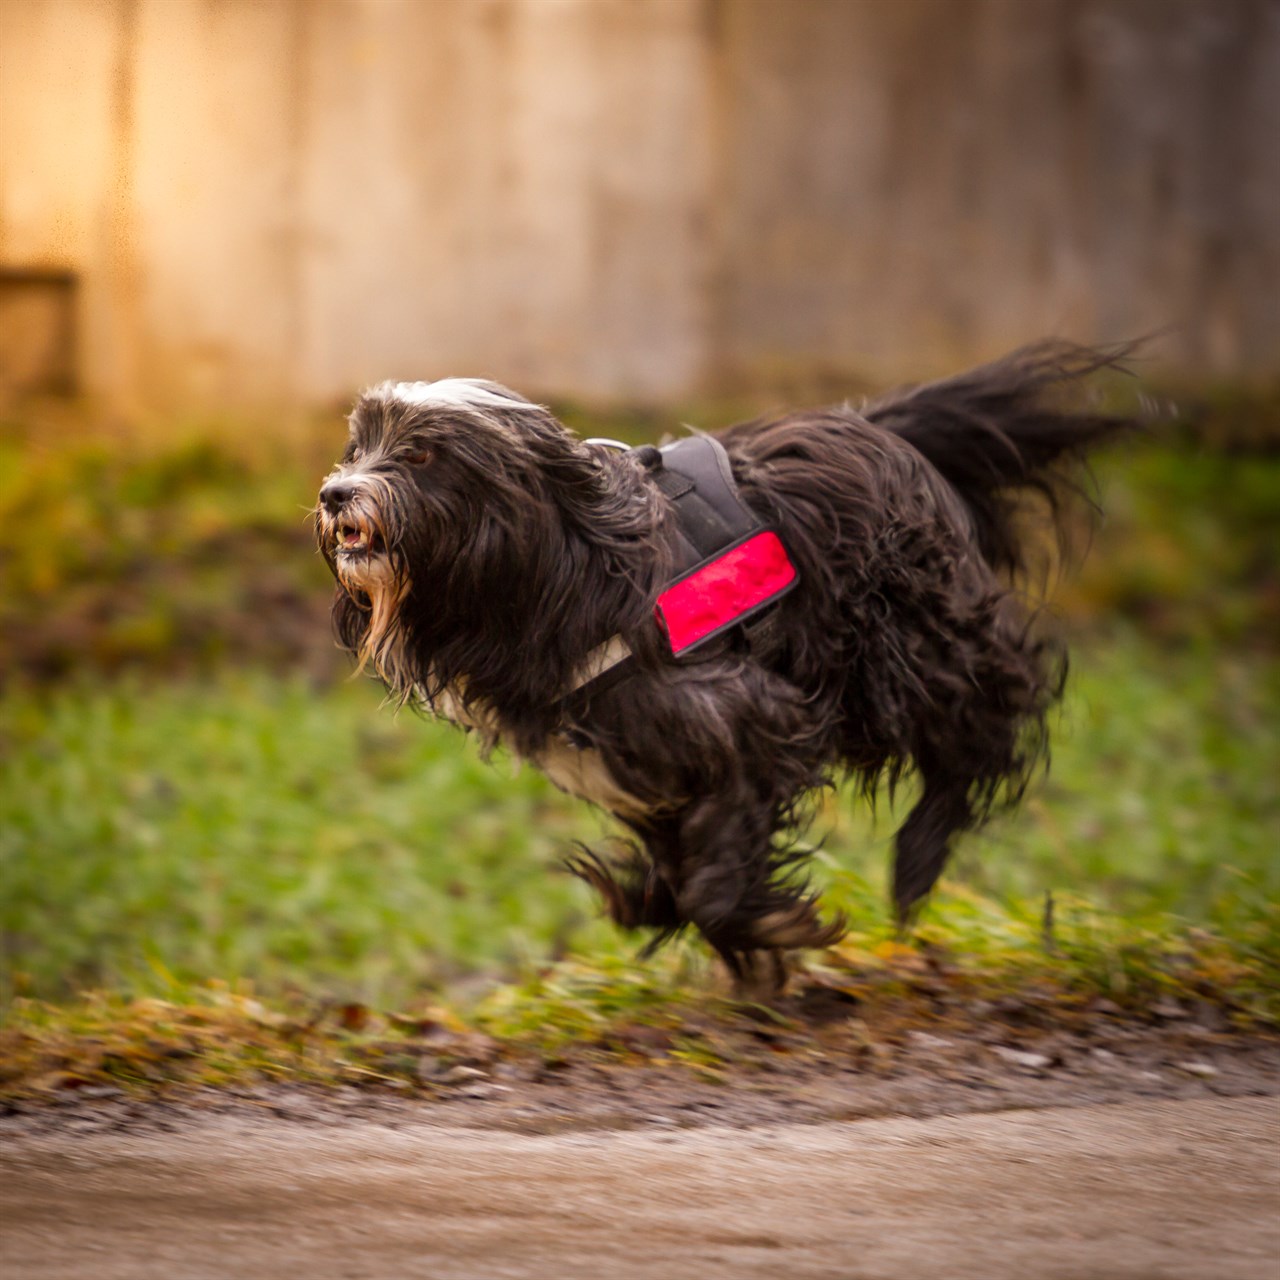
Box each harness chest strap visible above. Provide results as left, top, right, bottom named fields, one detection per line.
left=654, top=526, right=797, bottom=655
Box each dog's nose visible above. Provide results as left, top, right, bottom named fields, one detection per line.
left=320, top=480, right=355, bottom=515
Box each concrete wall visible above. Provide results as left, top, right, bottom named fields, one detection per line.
left=713, top=0, right=1280, bottom=382
left=1, top=0, right=1276, bottom=412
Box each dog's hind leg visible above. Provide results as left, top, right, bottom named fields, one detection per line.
left=889, top=614, right=1055, bottom=922
left=890, top=762, right=976, bottom=924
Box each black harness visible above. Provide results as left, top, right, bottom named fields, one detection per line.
left=562, top=437, right=798, bottom=714
left=635, top=437, right=764, bottom=569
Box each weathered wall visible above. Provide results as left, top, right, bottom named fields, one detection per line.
left=712, top=0, right=1280, bottom=382
left=0, top=0, right=713, bottom=407
left=1, top=0, right=1276, bottom=411
left=297, top=0, right=712, bottom=400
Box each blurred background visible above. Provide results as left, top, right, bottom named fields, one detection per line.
left=0, top=0, right=1276, bottom=1015
left=3, top=0, right=1278, bottom=407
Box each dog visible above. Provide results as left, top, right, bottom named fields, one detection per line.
left=315, top=343, right=1133, bottom=988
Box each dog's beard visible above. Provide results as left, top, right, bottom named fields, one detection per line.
left=317, top=483, right=411, bottom=685
left=342, top=554, right=409, bottom=684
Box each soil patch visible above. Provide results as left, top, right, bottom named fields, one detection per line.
left=2, top=1096, right=1277, bottom=1279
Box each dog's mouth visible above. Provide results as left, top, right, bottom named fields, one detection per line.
left=335, top=521, right=383, bottom=558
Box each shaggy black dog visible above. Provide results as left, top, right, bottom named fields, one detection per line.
left=316, top=343, right=1133, bottom=987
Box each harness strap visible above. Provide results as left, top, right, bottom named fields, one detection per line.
left=560, top=435, right=798, bottom=714
left=562, top=633, right=634, bottom=697
left=634, top=438, right=762, bottom=568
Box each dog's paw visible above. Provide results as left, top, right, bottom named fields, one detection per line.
left=563, top=844, right=681, bottom=934
left=751, top=900, right=847, bottom=952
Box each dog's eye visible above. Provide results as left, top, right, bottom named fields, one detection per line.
left=405, top=448, right=434, bottom=467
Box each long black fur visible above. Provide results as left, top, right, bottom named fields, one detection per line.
left=315, top=343, right=1135, bottom=986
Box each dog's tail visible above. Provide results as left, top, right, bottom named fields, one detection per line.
left=864, top=341, right=1138, bottom=579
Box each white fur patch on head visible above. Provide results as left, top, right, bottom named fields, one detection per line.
left=372, top=378, right=541, bottom=415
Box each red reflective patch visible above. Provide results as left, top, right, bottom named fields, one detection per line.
left=654, top=530, right=797, bottom=657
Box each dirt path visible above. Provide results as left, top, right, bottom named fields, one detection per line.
left=3, top=1096, right=1277, bottom=1279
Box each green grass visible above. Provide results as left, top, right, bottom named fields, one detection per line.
left=1061, top=442, right=1280, bottom=645
left=0, top=675, right=624, bottom=1007
left=944, top=637, right=1279, bottom=924
left=2, top=639, right=1275, bottom=1018
left=0, top=423, right=335, bottom=681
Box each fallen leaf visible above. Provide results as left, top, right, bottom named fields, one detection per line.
left=338, top=1003, right=370, bottom=1032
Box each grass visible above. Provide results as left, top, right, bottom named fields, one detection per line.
left=1, top=638, right=1276, bottom=1052
left=2, top=641, right=1275, bottom=1005
left=0, top=673, right=623, bottom=1007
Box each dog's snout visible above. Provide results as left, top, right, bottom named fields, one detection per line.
left=320, top=480, right=355, bottom=515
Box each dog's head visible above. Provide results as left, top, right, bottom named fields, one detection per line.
left=316, top=378, right=658, bottom=700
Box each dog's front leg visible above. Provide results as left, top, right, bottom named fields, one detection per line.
left=651, top=788, right=844, bottom=993
left=567, top=663, right=843, bottom=989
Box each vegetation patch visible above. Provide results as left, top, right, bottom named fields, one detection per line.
left=1, top=640, right=1275, bottom=1101
left=1, top=401, right=1276, bottom=1102
left=2, top=911, right=1274, bottom=1103
left=2, top=399, right=1277, bottom=685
